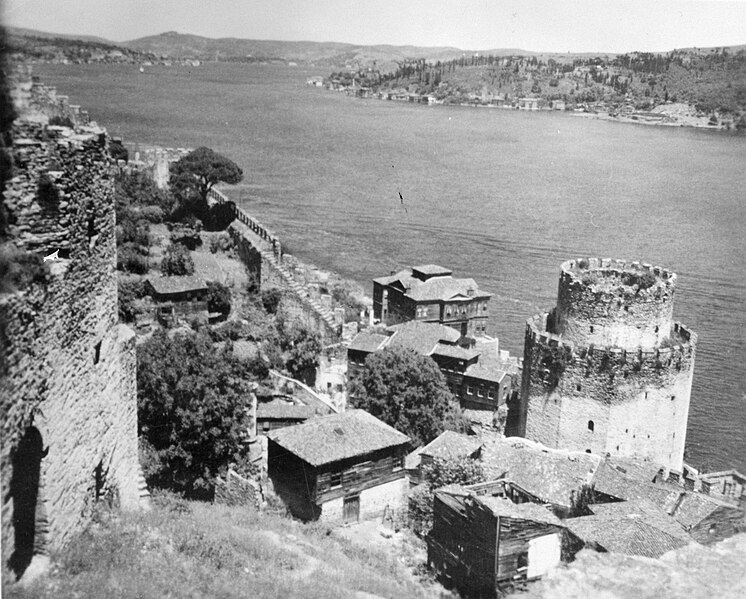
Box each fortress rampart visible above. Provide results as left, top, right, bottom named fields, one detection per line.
left=10, top=66, right=90, bottom=126
left=207, top=187, right=341, bottom=341
left=518, top=258, right=697, bottom=471
left=1, top=110, right=138, bottom=578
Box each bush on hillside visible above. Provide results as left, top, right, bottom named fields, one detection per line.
left=117, top=244, right=149, bottom=274
left=160, top=243, right=194, bottom=276
left=118, top=278, right=148, bottom=322
left=206, top=281, right=232, bottom=317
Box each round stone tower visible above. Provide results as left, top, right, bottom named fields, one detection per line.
left=518, top=258, right=697, bottom=471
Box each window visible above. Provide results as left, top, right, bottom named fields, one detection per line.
left=576, top=383, right=582, bottom=392
left=477, top=387, right=484, bottom=397
left=585, top=449, right=592, bottom=454
left=671, top=395, right=676, bottom=401
left=393, top=456, right=403, bottom=470
left=466, top=386, right=474, bottom=395
left=588, top=420, right=594, bottom=432
left=446, top=307, right=451, bottom=316
left=483, top=304, right=487, bottom=312
left=589, top=325, right=594, bottom=333
left=488, top=389, right=495, bottom=399
left=93, top=340, right=102, bottom=365
left=330, top=473, right=342, bottom=488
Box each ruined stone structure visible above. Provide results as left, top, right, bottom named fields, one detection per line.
left=1, top=77, right=139, bottom=580
left=517, top=259, right=697, bottom=471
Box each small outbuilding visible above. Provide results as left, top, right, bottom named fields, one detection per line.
left=267, top=410, right=410, bottom=523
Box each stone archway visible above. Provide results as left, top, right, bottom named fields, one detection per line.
left=8, top=426, right=48, bottom=579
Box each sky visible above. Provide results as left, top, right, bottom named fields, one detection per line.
left=3, top=0, right=746, bottom=53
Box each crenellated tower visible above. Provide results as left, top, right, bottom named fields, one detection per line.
left=517, top=258, right=697, bottom=471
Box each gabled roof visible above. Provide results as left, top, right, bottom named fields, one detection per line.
left=267, top=409, right=410, bottom=467
left=420, top=430, right=483, bottom=462
left=564, top=512, right=690, bottom=559
left=146, top=275, right=208, bottom=295
left=373, top=267, right=491, bottom=302
left=347, top=331, right=390, bottom=353
left=670, top=491, right=740, bottom=528
left=480, top=495, right=563, bottom=526
left=431, top=343, right=481, bottom=361
left=387, top=320, right=461, bottom=355
left=480, top=437, right=600, bottom=508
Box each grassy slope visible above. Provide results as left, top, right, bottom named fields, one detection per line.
left=3, top=494, right=440, bottom=599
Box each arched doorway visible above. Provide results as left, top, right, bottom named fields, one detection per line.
left=8, top=426, right=47, bottom=579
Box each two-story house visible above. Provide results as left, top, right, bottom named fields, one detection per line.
left=267, top=410, right=410, bottom=523
left=372, top=265, right=491, bottom=337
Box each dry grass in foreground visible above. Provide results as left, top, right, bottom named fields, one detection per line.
left=4, top=493, right=448, bottom=599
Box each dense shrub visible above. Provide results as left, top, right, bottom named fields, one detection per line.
left=260, top=288, right=283, bottom=314
left=206, top=281, right=232, bottom=316
left=408, top=457, right=484, bottom=536
left=0, top=244, right=49, bottom=292
left=279, top=320, right=322, bottom=386
left=139, top=205, right=164, bottom=223
left=204, top=201, right=237, bottom=231
left=169, top=223, right=202, bottom=250
left=209, top=232, right=235, bottom=254
left=117, top=244, right=149, bottom=274
left=118, top=278, right=148, bottom=322
left=109, top=140, right=129, bottom=163
left=160, top=243, right=194, bottom=276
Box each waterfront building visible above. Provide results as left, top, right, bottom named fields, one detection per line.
left=372, top=264, right=491, bottom=337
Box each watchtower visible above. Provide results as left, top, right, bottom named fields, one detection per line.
left=517, top=258, right=697, bottom=471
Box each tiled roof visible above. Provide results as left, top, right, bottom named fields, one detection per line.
left=387, top=321, right=461, bottom=355
left=256, top=400, right=314, bottom=421
left=373, top=267, right=491, bottom=302
left=267, top=409, right=410, bottom=467
left=347, top=331, right=390, bottom=353
left=464, top=363, right=506, bottom=384
left=431, top=343, right=480, bottom=360
left=411, top=264, right=453, bottom=277
left=670, top=492, right=738, bottom=528
left=146, top=275, right=208, bottom=295
left=564, top=506, right=691, bottom=559
left=480, top=437, right=600, bottom=508
left=420, top=431, right=483, bottom=461
left=589, top=499, right=692, bottom=543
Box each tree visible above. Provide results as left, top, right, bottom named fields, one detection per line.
left=160, top=243, right=194, bottom=276
left=169, top=147, right=243, bottom=222
left=349, top=345, right=465, bottom=446
left=137, top=329, right=256, bottom=498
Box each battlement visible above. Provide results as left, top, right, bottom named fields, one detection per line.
left=526, top=313, right=697, bottom=367
left=560, top=257, right=676, bottom=296
left=10, top=66, right=90, bottom=126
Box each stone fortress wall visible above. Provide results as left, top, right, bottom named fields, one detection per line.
left=518, top=258, right=697, bottom=471
left=1, top=70, right=139, bottom=580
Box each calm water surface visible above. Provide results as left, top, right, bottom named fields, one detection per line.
left=35, top=63, right=746, bottom=471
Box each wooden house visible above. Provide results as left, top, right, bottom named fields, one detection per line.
left=144, top=275, right=208, bottom=325
left=267, top=410, right=410, bottom=523
left=428, top=483, right=575, bottom=597
left=372, top=265, right=492, bottom=337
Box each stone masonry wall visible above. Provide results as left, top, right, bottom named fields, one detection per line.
left=520, top=258, right=697, bottom=472
left=1, top=116, right=139, bottom=577
left=212, top=188, right=339, bottom=342
left=554, top=258, right=676, bottom=350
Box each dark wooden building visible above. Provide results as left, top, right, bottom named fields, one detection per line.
left=267, top=410, right=410, bottom=523
left=372, top=265, right=492, bottom=337
left=144, top=275, right=208, bottom=324
left=428, top=482, right=574, bottom=597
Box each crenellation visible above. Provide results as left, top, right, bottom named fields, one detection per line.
left=518, top=258, right=696, bottom=470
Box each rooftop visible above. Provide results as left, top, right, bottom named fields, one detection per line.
left=146, top=275, right=208, bottom=295
left=347, top=331, right=390, bottom=353
left=267, top=409, right=410, bottom=467
left=565, top=500, right=692, bottom=559
left=481, top=437, right=600, bottom=508
left=420, top=430, right=483, bottom=462
left=374, top=266, right=491, bottom=303
left=386, top=320, right=461, bottom=355
left=256, top=400, right=315, bottom=421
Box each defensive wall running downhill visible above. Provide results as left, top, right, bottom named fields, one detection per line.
left=207, top=187, right=341, bottom=342
left=1, top=118, right=139, bottom=580
left=10, top=66, right=90, bottom=127
left=518, top=258, right=697, bottom=472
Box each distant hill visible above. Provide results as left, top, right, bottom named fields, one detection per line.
left=6, top=26, right=111, bottom=45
